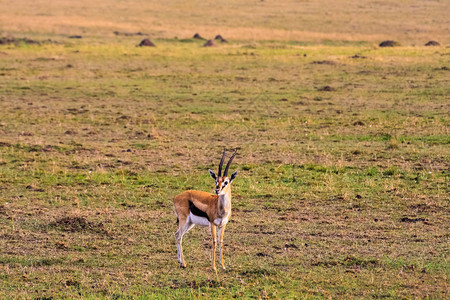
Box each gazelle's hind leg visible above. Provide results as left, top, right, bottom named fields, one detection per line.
left=175, top=216, right=195, bottom=268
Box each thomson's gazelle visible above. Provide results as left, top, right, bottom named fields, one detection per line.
left=173, top=149, right=238, bottom=270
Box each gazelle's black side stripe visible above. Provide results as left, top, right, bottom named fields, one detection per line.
left=189, top=201, right=210, bottom=221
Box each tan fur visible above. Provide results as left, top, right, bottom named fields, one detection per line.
left=174, top=190, right=219, bottom=223
left=173, top=150, right=237, bottom=270
left=173, top=177, right=234, bottom=270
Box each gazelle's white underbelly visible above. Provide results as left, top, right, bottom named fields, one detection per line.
left=189, top=212, right=210, bottom=226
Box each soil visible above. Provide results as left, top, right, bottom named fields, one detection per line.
left=400, top=217, right=427, bottom=223
left=350, top=54, right=367, bottom=59
left=379, top=40, right=400, bottom=47
left=138, top=39, right=155, bottom=47
left=425, top=40, right=440, bottom=46
left=114, top=31, right=145, bottom=36
left=193, top=33, right=205, bottom=40
left=311, top=60, right=336, bottom=65
left=50, top=216, right=107, bottom=234
left=316, top=85, right=336, bottom=91
left=0, top=37, right=41, bottom=45
left=214, top=35, right=227, bottom=43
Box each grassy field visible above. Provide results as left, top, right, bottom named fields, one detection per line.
left=1, top=0, right=449, bottom=299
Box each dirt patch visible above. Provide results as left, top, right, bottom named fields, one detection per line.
left=379, top=40, right=400, bottom=47
left=400, top=217, right=429, bottom=224
left=0, top=37, right=60, bottom=46
left=350, top=54, right=367, bottom=59
left=68, top=35, right=82, bottom=39
left=66, top=108, right=89, bottom=115
left=0, top=142, right=12, bottom=147
left=316, top=86, right=336, bottom=92
left=170, top=279, right=220, bottom=289
left=193, top=33, right=205, bottom=40
left=353, top=121, right=365, bottom=126
left=114, top=31, right=144, bottom=36
left=19, top=131, right=34, bottom=136
left=311, top=60, right=336, bottom=65
left=313, top=256, right=380, bottom=268
left=49, top=216, right=108, bottom=234
left=65, top=279, right=80, bottom=288
left=203, top=40, right=216, bottom=47
left=409, top=203, right=441, bottom=212
left=0, top=37, right=41, bottom=46
left=425, top=40, right=440, bottom=46
left=138, top=39, right=155, bottom=47
left=64, top=130, right=77, bottom=135
left=284, top=243, right=298, bottom=250
left=26, top=185, right=45, bottom=192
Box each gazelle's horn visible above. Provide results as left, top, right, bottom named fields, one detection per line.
left=224, top=149, right=237, bottom=177
left=218, top=149, right=226, bottom=177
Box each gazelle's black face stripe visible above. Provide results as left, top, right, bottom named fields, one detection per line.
left=216, top=181, right=228, bottom=188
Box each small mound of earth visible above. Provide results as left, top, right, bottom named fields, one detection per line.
left=203, top=40, right=216, bottom=47
left=425, top=40, right=440, bottom=46
left=138, top=39, right=155, bottom=47
left=353, top=121, right=365, bottom=126
left=193, top=33, right=205, bottom=40
left=50, top=216, right=107, bottom=234
left=214, top=35, right=227, bottom=43
left=64, top=130, right=77, bottom=135
left=68, top=35, right=82, bottom=39
left=379, top=40, right=400, bottom=47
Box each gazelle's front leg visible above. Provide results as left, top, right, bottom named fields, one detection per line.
left=210, top=223, right=217, bottom=270
left=218, top=225, right=226, bottom=269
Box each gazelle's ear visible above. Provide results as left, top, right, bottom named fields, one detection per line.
left=230, top=171, right=238, bottom=182
left=208, top=169, right=217, bottom=180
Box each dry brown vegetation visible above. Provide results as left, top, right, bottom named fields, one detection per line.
left=1, top=0, right=449, bottom=44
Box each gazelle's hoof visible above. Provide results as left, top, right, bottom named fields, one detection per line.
left=180, top=264, right=186, bottom=269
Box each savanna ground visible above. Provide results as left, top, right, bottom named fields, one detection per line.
left=0, top=0, right=449, bottom=298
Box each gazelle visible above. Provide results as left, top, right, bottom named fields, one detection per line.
left=173, top=149, right=238, bottom=270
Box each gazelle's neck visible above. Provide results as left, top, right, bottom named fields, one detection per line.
left=218, top=188, right=231, bottom=216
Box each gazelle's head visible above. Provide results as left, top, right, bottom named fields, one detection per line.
left=208, top=149, right=238, bottom=195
